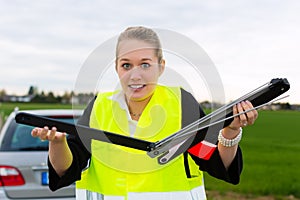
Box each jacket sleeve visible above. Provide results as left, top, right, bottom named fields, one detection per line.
left=180, top=88, right=243, bottom=184
left=48, top=97, right=95, bottom=191
left=190, top=144, right=243, bottom=185
left=188, top=105, right=243, bottom=185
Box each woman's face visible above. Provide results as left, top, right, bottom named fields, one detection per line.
left=116, top=39, right=165, bottom=102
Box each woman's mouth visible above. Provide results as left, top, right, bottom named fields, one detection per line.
left=129, top=84, right=145, bottom=89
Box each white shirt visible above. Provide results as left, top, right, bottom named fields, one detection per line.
left=108, top=90, right=138, bottom=136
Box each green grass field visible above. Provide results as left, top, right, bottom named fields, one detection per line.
left=1, top=103, right=300, bottom=198
left=0, top=102, right=84, bottom=120
left=204, top=110, right=300, bottom=199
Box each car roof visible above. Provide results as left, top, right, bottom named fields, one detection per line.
left=17, top=109, right=83, bottom=116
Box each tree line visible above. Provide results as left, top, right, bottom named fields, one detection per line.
left=0, top=86, right=94, bottom=105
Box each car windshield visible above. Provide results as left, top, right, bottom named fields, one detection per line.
left=1, top=117, right=78, bottom=151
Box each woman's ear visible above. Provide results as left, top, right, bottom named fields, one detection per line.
left=159, top=59, right=165, bottom=76
left=115, top=59, right=118, bottom=72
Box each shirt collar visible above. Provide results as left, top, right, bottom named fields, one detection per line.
left=108, top=90, right=128, bottom=109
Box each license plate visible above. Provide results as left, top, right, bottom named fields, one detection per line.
left=41, top=171, right=49, bottom=185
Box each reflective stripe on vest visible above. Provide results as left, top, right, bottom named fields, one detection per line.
left=76, top=185, right=206, bottom=200
left=76, top=85, right=205, bottom=198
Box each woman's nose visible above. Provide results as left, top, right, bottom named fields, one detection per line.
left=129, top=66, right=142, bottom=80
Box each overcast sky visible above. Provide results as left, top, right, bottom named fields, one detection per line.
left=0, top=0, right=299, bottom=104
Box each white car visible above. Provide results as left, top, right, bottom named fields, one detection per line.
left=0, top=108, right=82, bottom=199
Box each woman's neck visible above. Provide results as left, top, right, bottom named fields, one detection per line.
left=127, top=96, right=152, bottom=120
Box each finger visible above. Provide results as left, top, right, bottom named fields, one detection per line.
left=233, top=104, right=238, bottom=117
left=31, top=128, right=41, bottom=137
left=60, top=132, right=67, bottom=140
left=233, top=104, right=242, bottom=124
left=241, top=101, right=254, bottom=124
left=48, top=127, right=57, bottom=141
left=245, top=100, right=258, bottom=120
left=40, top=126, right=49, bottom=140
left=243, top=101, right=258, bottom=125
left=237, top=102, right=247, bottom=126
left=228, top=104, right=241, bottom=130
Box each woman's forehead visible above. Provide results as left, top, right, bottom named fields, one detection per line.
left=117, top=39, right=156, bottom=56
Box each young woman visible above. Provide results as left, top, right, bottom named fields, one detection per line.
left=32, top=26, right=258, bottom=200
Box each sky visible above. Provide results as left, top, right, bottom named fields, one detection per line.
left=0, top=0, right=299, bottom=104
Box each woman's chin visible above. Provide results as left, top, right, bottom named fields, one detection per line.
left=127, top=92, right=154, bottom=102
left=129, top=96, right=148, bottom=102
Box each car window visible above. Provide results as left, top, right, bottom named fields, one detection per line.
left=11, top=124, right=46, bottom=150
left=1, top=117, right=79, bottom=151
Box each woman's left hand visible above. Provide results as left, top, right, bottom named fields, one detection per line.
left=229, top=100, right=258, bottom=130
left=219, top=100, right=258, bottom=169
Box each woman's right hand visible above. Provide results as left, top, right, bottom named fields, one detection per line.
left=31, top=126, right=67, bottom=143
left=32, top=126, right=72, bottom=177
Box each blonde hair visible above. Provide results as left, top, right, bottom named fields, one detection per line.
left=116, top=26, right=163, bottom=63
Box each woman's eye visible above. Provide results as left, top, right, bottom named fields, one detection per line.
left=122, top=63, right=131, bottom=69
left=141, top=63, right=150, bottom=69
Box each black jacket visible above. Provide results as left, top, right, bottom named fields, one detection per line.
left=48, top=88, right=243, bottom=191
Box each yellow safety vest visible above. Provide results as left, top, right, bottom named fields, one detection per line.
left=76, top=85, right=205, bottom=199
